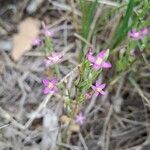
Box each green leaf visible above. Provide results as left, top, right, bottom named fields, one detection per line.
left=111, top=0, right=135, bottom=49
left=79, top=0, right=98, bottom=59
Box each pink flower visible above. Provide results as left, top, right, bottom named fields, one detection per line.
left=42, top=78, right=58, bottom=94
left=92, top=81, right=106, bottom=96
left=140, top=27, right=150, bottom=36
left=87, top=50, right=112, bottom=70
left=128, top=29, right=143, bottom=40
left=75, top=112, right=86, bottom=125
left=32, top=38, right=42, bottom=46
left=44, top=52, right=63, bottom=66
left=42, top=27, right=54, bottom=37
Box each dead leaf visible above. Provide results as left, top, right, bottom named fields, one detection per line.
left=60, top=115, right=80, bottom=133
left=69, top=124, right=80, bottom=132
left=11, top=18, right=40, bottom=61
left=60, top=115, right=71, bottom=125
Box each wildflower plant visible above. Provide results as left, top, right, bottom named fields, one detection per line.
left=34, top=23, right=112, bottom=128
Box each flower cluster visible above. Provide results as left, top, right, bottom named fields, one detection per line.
left=86, top=49, right=111, bottom=97
left=73, top=49, right=112, bottom=125
left=128, top=27, right=150, bottom=40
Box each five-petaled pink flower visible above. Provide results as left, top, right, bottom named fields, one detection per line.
left=44, top=52, right=63, bottom=66
left=42, top=27, right=54, bottom=37
left=128, top=29, right=143, bottom=40
left=75, top=112, right=86, bottom=125
left=32, top=38, right=42, bottom=46
left=87, top=50, right=112, bottom=70
left=43, top=78, right=58, bottom=94
left=92, top=81, right=106, bottom=96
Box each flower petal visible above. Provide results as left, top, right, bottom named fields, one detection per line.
left=100, top=90, right=106, bottom=95
left=42, top=27, right=54, bottom=37
left=99, top=83, right=106, bottom=89
left=44, top=59, right=52, bottom=66
left=87, top=52, right=95, bottom=63
left=51, top=77, right=58, bottom=84
left=101, top=61, right=112, bottom=68
left=92, top=85, right=96, bottom=91
left=42, top=79, right=49, bottom=86
left=53, top=86, right=58, bottom=93
left=97, top=50, right=105, bottom=59
left=43, top=87, right=50, bottom=94
left=95, top=92, right=99, bottom=97
left=96, top=81, right=100, bottom=87
left=93, top=64, right=101, bottom=70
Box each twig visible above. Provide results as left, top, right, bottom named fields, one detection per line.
left=0, top=123, right=10, bottom=129
left=88, top=0, right=120, bottom=7
left=24, top=93, right=53, bottom=128
left=74, top=33, right=93, bottom=48
left=51, top=1, right=81, bottom=16
left=99, top=105, right=113, bottom=150
left=0, top=107, right=25, bottom=130
left=129, top=77, right=150, bottom=107
left=79, top=133, right=89, bottom=150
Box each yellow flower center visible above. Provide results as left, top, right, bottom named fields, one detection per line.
left=97, top=87, right=102, bottom=92
left=95, top=57, right=102, bottom=65
left=48, top=82, right=54, bottom=89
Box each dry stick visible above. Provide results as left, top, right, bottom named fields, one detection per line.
left=70, top=0, right=80, bottom=31
left=0, top=107, right=25, bottom=130
left=129, top=77, right=150, bottom=106
left=105, top=123, right=111, bottom=150
left=100, top=105, right=113, bottom=150
left=51, top=1, right=81, bottom=16
left=88, top=0, right=120, bottom=7
left=85, top=93, right=99, bottom=115
left=57, top=142, right=76, bottom=150
left=104, top=78, right=124, bottom=149
left=0, top=123, right=10, bottom=129
left=79, top=133, right=89, bottom=150
left=24, top=92, right=53, bottom=128
left=25, top=63, right=81, bottom=129
left=25, top=43, right=75, bottom=57
left=49, top=13, right=70, bottom=28
left=74, top=33, right=93, bottom=48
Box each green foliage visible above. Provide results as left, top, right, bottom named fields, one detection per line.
left=111, top=0, right=135, bottom=49
left=116, top=49, right=134, bottom=72
left=79, top=0, right=98, bottom=59
left=44, top=37, right=53, bottom=54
